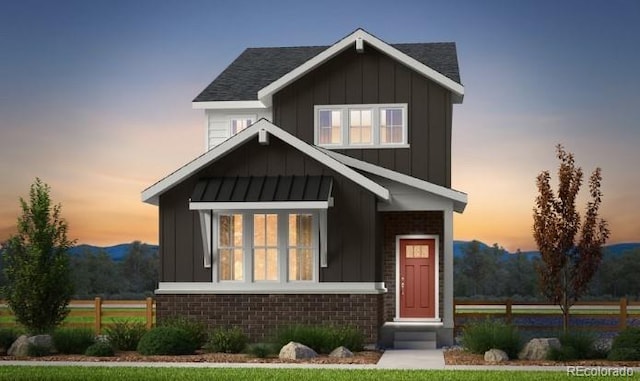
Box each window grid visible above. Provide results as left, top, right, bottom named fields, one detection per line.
left=218, top=214, right=244, bottom=281
left=253, top=214, right=279, bottom=281
left=288, top=214, right=314, bottom=281
left=349, top=109, right=373, bottom=145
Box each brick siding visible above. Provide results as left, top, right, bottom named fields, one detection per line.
left=156, top=293, right=383, bottom=343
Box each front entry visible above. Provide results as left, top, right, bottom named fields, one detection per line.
left=399, top=238, right=436, bottom=318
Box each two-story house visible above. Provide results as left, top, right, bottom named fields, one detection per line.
left=142, top=29, right=467, bottom=348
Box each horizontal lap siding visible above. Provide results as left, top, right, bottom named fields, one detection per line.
left=273, top=44, right=452, bottom=187
left=159, top=136, right=379, bottom=283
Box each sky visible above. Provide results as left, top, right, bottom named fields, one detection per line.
left=1, top=0, right=638, bottom=252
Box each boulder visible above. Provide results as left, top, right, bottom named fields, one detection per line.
left=329, top=346, right=354, bottom=358
left=8, top=335, right=54, bottom=357
left=279, top=341, right=318, bottom=360
left=484, top=348, right=509, bottom=363
left=518, top=338, right=561, bottom=360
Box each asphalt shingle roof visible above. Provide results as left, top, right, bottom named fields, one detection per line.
left=193, top=43, right=461, bottom=102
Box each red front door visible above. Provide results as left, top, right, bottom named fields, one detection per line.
left=399, top=239, right=436, bottom=318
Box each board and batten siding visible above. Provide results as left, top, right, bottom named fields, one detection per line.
left=272, top=44, right=453, bottom=188
left=206, top=108, right=272, bottom=149
left=159, top=136, right=380, bottom=283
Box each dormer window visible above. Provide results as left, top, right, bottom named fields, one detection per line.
left=231, top=117, right=255, bottom=134
left=314, top=104, right=408, bottom=149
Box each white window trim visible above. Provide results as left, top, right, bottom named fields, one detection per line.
left=228, top=115, right=257, bottom=136
left=314, top=103, right=409, bottom=149
left=210, top=210, right=321, bottom=285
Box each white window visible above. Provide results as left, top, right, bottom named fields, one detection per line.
left=218, top=214, right=244, bottom=281
left=214, top=211, right=318, bottom=283
left=314, top=104, right=407, bottom=148
left=230, top=117, right=254, bottom=135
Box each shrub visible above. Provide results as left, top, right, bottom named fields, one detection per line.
left=52, top=327, right=96, bottom=354
left=547, top=345, right=578, bottom=361
left=204, top=327, right=247, bottom=354
left=461, top=319, right=521, bottom=359
left=159, top=316, right=207, bottom=348
left=85, top=341, right=115, bottom=357
left=0, top=328, right=20, bottom=352
left=137, top=327, right=198, bottom=355
left=558, top=331, right=598, bottom=360
left=608, top=327, right=640, bottom=361
left=27, top=343, right=50, bottom=357
left=105, top=320, right=147, bottom=351
left=275, top=325, right=364, bottom=354
left=247, top=343, right=277, bottom=358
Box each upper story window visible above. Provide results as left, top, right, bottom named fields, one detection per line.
left=230, top=117, right=255, bottom=135
left=314, top=104, right=408, bottom=149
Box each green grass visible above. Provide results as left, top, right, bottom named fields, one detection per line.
left=0, top=307, right=150, bottom=331
left=0, top=367, right=631, bottom=381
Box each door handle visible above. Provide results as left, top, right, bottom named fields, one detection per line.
left=401, top=276, right=405, bottom=296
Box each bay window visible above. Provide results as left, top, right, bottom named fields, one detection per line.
left=213, top=211, right=319, bottom=283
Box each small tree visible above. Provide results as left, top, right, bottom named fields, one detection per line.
left=1, top=178, right=75, bottom=333
left=533, top=145, right=610, bottom=332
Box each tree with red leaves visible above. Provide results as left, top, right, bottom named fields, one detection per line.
left=533, top=145, right=610, bottom=332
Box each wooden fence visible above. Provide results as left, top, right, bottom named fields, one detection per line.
left=455, top=298, right=640, bottom=336
left=0, top=297, right=155, bottom=334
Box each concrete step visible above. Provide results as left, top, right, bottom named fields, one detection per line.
left=394, top=331, right=437, bottom=349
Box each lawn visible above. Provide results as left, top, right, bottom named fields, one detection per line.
left=0, top=367, right=635, bottom=381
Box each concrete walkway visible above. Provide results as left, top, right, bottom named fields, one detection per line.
left=2, top=350, right=639, bottom=372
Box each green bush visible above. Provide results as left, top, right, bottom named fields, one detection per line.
left=27, top=343, right=50, bottom=357
left=137, top=327, right=198, bottom=355
left=608, top=347, right=640, bottom=361
left=105, top=320, right=147, bottom=351
left=275, top=325, right=364, bottom=354
left=159, top=316, right=207, bottom=348
left=84, top=341, right=115, bottom=357
left=461, top=319, right=521, bottom=359
left=52, top=327, right=96, bottom=354
left=547, top=331, right=598, bottom=361
left=0, top=328, right=20, bottom=352
left=204, top=327, right=247, bottom=354
left=247, top=343, right=277, bottom=358
left=608, top=327, right=640, bottom=361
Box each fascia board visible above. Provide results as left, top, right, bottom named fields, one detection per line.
left=192, top=100, right=267, bottom=110
left=258, top=29, right=464, bottom=106
left=322, top=149, right=467, bottom=212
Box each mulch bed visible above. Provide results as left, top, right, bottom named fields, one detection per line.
left=0, top=350, right=382, bottom=364
left=444, top=347, right=640, bottom=367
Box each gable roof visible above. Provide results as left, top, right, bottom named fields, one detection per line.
left=141, top=119, right=390, bottom=205
left=193, top=28, right=463, bottom=106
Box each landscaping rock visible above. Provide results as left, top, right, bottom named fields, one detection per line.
left=484, top=348, right=508, bottom=363
left=278, top=341, right=317, bottom=360
left=518, top=338, right=561, bottom=360
left=329, top=346, right=354, bottom=358
left=8, top=334, right=54, bottom=357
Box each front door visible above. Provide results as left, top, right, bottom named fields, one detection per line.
left=399, top=238, right=436, bottom=318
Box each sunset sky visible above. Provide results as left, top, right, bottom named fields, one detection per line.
left=1, top=0, right=638, bottom=252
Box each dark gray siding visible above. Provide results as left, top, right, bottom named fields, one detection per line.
left=159, top=136, right=380, bottom=282
left=273, top=43, right=453, bottom=187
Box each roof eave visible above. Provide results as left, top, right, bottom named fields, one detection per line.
left=257, top=28, right=464, bottom=107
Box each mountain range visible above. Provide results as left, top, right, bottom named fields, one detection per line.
left=69, top=241, right=640, bottom=262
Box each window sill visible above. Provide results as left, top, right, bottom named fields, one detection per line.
left=317, top=144, right=410, bottom=150
left=156, top=281, right=387, bottom=294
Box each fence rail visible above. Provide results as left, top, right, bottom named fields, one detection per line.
left=455, top=298, right=640, bottom=336
left=0, top=297, right=155, bottom=334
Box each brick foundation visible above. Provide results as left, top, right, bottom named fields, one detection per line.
left=155, top=293, right=383, bottom=344
left=382, top=211, right=444, bottom=322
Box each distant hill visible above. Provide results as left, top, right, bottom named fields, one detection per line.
left=69, top=243, right=159, bottom=261
left=453, top=240, right=640, bottom=260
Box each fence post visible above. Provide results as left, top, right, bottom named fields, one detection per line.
left=146, top=297, right=154, bottom=329
left=94, top=297, right=102, bottom=335
left=505, top=299, right=512, bottom=324
left=620, top=297, right=628, bottom=330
